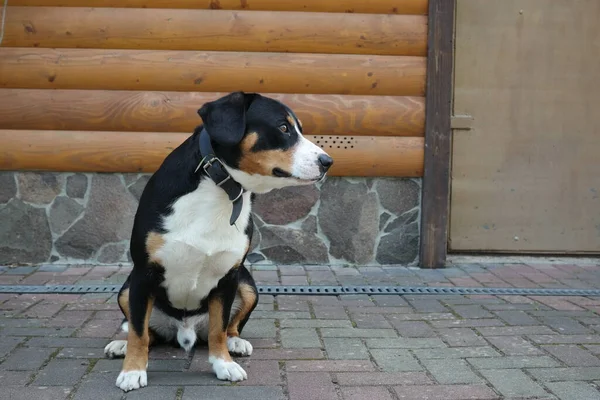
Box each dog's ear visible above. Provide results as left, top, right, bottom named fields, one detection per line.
left=197, top=91, right=257, bottom=147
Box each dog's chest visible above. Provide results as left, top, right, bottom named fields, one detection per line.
left=154, top=180, right=251, bottom=310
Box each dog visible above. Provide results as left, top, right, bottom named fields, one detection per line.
left=103, top=91, right=333, bottom=392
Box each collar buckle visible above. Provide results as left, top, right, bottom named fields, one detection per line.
left=202, top=157, right=231, bottom=187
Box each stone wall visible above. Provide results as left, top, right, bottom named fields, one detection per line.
left=0, top=172, right=421, bottom=266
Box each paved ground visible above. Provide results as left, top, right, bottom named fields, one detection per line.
left=1, top=261, right=600, bottom=399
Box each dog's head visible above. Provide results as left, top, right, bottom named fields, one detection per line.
left=198, top=91, right=333, bottom=193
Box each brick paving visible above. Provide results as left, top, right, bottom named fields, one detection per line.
left=0, top=261, right=599, bottom=399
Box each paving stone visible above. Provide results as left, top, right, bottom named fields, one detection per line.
left=183, top=385, right=285, bottom=400
left=370, top=295, right=410, bottom=307
left=23, top=302, right=65, bottom=318
left=539, top=316, right=592, bottom=334
left=57, top=347, right=105, bottom=359
left=545, top=382, right=600, bottom=400
left=74, top=374, right=133, bottom=400
left=405, top=299, right=448, bottom=313
left=585, top=345, right=600, bottom=354
left=234, top=359, right=282, bottom=386
left=430, top=318, right=507, bottom=328
left=281, top=328, right=321, bottom=348
left=0, top=370, right=33, bottom=386
left=341, top=386, right=394, bottom=400
left=335, top=371, right=432, bottom=386
left=287, top=360, right=375, bottom=372
left=393, top=384, right=499, bottom=399
left=242, top=319, right=276, bottom=339
left=0, top=347, right=56, bottom=370
left=437, top=328, right=487, bottom=347
left=542, top=344, right=600, bottom=366
left=420, top=359, right=482, bottom=384
left=324, top=338, right=370, bottom=360
left=2, top=327, right=76, bottom=337
left=288, top=372, right=338, bottom=400
left=254, top=311, right=312, bottom=319
left=25, top=337, right=109, bottom=348
left=477, top=326, right=555, bottom=336
left=468, top=356, right=560, bottom=369
left=484, top=336, right=545, bottom=355
left=280, top=319, right=352, bottom=328
left=413, top=346, right=501, bottom=360
left=386, top=312, right=455, bottom=320
left=321, top=328, right=397, bottom=338
left=366, top=338, right=446, bottom=349
left=34, top=359, right=90, bottom=386
left=0, top=336, right=24, bottom=358
left=479, top=369, right=550, bottom=398
left=450, top=305, right=494, bottom=319
left=4, top=387, right=71, bottom=400
left=47, top=310, right=93, bottom=328
left=493, top=310, right=539, bottom=326
left=350, top=313, right=392, bottom=329
left=251, top=348, right=324, bottom=360
left=390, top=321, right=437, bottom=338
left=370, top=349, right=422, bottom=372
left=528, top=367, right=600, bottom=381
left=349, top=307, right=413, bottom=315
left=281, top=275, right=309, bottom=285
left=528, top=335, right=600, bottom=344
left=125, top=386, right=180, bottom=400
left=313, top=306, right=348, bottom=320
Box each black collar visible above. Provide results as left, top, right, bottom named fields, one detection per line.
left=194, top=128, right=246, bottom=226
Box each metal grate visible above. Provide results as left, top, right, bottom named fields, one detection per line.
left=0, top=284, right=599, bottom=297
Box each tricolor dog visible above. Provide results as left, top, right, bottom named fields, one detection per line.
left=103, top=92, right=333, bottom=392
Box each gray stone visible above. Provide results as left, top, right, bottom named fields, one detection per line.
left=478, top=369, right=549, bottom=398
left=281, top=328, right=321, bottom=348
left=0, top=172, right=16, bottom=204
left=247, top=252, right=265, bottom=263
left=545, top=382, right=600, bottom=400
left=0, top=199, right=52, bottom=264
left=249, top=219, right=261, bottom=251
left=370, top=349, right=423, bottom=372
left=260, top=225, right=328, bottom=264
left=421, top=359, right=482, bottom=384
left=97, top=242, right=128, bottom=263
left=376, top=220, right=419, bottom=264
left=122, top=173, right=141, bottom=186
left=379, top=212, right=392, bottom=230
left=49, top=196, right=84, bottom=234
left=66, top=174, right=88, bottom=199
left=318, top=178, right=379, bottom=264
left=375, top=178, right=420, bottom=215
left=55, top=174, right=137, bottom=259
left=183, top=386, right=285, bottom=400
left=252, top=185, right=318, bottom=225
left=17, top=172, right=63, bottom=204
left=301, top=215, right=318, bottom=233
left=384, top=209, right=419, bottom=233
left=128, top=175, right=149, bottom=201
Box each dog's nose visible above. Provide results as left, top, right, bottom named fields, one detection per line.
left=318, top=154, right=333, bottom=170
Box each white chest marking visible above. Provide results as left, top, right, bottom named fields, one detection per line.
left=153, top=179, right=251, bottom=310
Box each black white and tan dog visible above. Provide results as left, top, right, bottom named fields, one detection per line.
left=103, top=91, right=333, bottom=392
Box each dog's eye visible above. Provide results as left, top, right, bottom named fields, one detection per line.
left=279, top=124, right=288, bottom=133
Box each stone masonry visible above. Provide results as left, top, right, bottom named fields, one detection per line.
left=0, top=172, right=421, bottom=266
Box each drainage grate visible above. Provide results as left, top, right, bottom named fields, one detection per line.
left=0, top=284, right=599, bottom=297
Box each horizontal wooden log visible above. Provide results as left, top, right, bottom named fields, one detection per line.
left=0, top=89, right=425, bottom=137
left=5, top=7, right=427, bottom=57
left=0, top=130, right=424, bottom=177
left=9, top=0, right=429, bottom=15
left=0, top=48, right=426, bottom=96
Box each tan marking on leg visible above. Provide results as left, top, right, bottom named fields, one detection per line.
left=239, top=132, right=295, bottom=176
left=122, top=298, right=154, bottom=372
left=146, top=232, right=165, bottom=263
left=208, top=297, right=232, bottom=362
left=227, top=284, right=257, bottom=337
left=118, top=288, right=155, bottom=346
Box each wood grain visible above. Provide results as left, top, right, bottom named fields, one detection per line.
left=4, top=7, right=427, bottom=57
left=419, top=0, right=455, bottom=268
left=0, top=89, right=425, bottom=137
left=0, top=48, right=426, bottom=96
left=9, top=0, right=429, bottom=15
left=0, top=130, right=424, bottom=177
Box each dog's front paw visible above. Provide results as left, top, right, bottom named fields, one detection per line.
left=116, top=370, right=147, bottom=392
left=227, top=336, right=253, bottom=356
left=209, top=356, right=248, bottom=381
